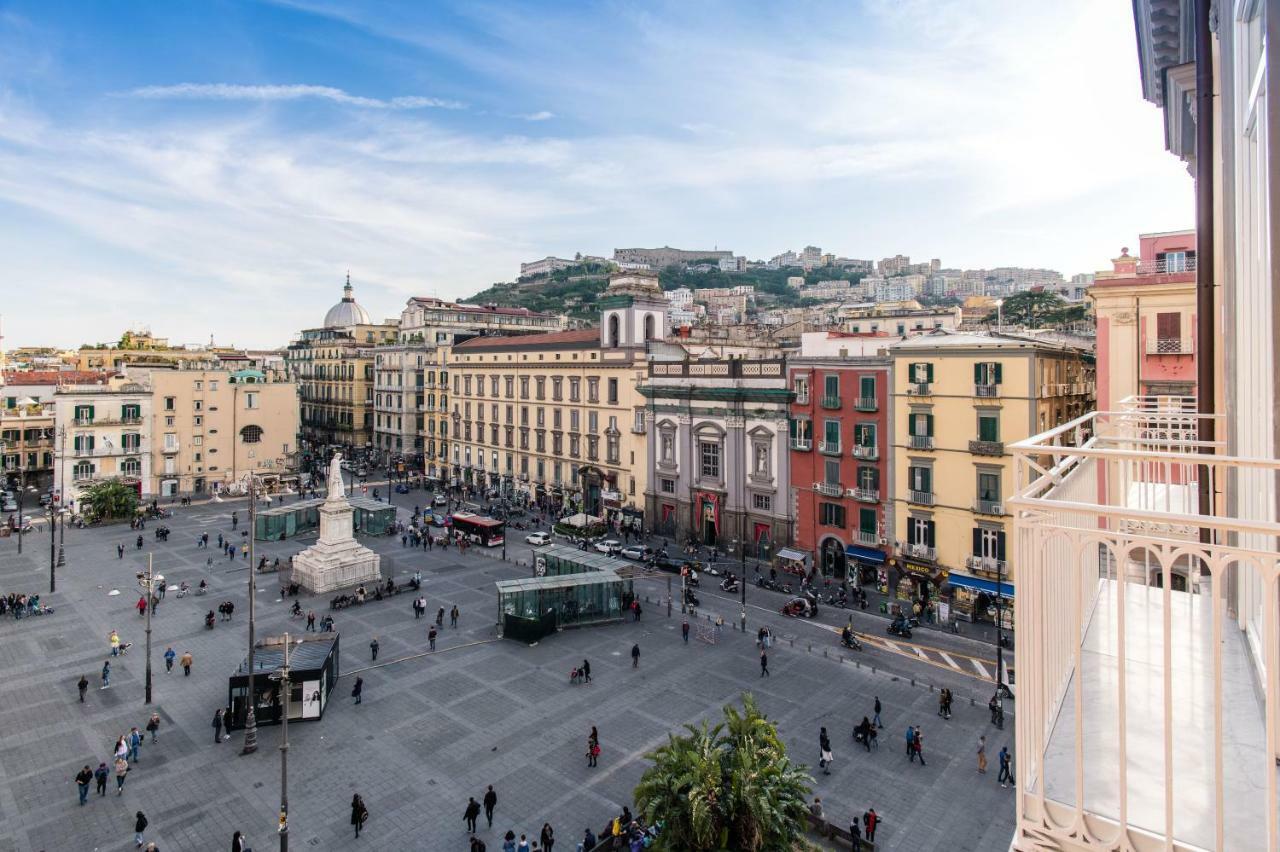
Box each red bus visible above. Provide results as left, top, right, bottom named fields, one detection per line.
left=450, top=512, right=505, bottom=547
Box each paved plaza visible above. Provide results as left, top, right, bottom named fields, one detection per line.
left=0, top=498, right=1016, bottom=851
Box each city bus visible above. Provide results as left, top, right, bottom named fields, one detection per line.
left=450, top=511, right=506, bottom=547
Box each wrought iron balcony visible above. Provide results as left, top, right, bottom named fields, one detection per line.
left=852, top=444, right=879, bottom=460
left=907, top=489, right=934, bottom=505
left=819, top=440, right=842, bottom=456
left=902, top=542, right=935, bottom=561
left=906, top=382, right=931, bottom=396
left=968, top=439, right=1004, bottom=456
left=855, top=530, right=880, bottom=547
left=854, top=397, right=878, bottom=411
left=974, top=383, right=999, bottom=398
left=973, top=499, right=1004, bottom=516
left=821, top=395, right=842, bottom=410
left=791, top=438, right=813, bottom=451
left=813, top=482, right=842, bottom=497
left=850, top=487, right=879, bottom=502
left=909, top=435, right=934, bottom=450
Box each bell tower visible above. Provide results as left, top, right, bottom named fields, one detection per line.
left=598, top=271, right=667, bottom=349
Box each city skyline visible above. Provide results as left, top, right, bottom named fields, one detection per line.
left=1, top=0, right=1193, bottom=347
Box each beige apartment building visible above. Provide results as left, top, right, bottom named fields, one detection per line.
left=889, top=332, right=1094, bottom=627
left=446, top=273, right=661, bottom=520
left=54, top=377, right=153, bottom=504
left=147, top=370, right=300, bottom=497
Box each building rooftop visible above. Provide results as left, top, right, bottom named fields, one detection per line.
left=451, top=328, right=600, bottom=352
left=3, top=370, right=116, bottom=386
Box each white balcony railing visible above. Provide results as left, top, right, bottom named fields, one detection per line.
left=1008, top=401, right=1279, bottom=852
left=909, top=435, right=934, bottom=450
left=852, top=444, right=879, bottom=460
left=1135, top=256, right=1197, bottom=274
left=813, top=482, right=842, bottom=497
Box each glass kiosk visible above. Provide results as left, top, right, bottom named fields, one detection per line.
left=225, top=634, right=339, bottom=730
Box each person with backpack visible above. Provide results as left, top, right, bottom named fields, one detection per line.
left=134, top=811, right=148, bottom=847
left=351, top=794, right=368, bottom=838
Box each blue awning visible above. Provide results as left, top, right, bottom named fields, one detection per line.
left=947, top=574, right=1015, bottom=597
left=845, top=545, right=886, bottom=563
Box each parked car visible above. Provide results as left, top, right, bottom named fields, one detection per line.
left=525, top=531, right=551, bottom=546
left=781, top=596, right=818, bottom=618
left=594, top=539, right=622, bottom=555
left=432, top=494, right=448, bottom=507
left=619, top=545, right=650, bottom=561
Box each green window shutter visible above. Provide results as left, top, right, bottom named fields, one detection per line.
left=870, top=468, right=880, bottom=490
left=87, top=436, right=95, bottom=450
left=860, top=508, right=876, bottom=534
left=973, top=527, right=983, bottom=556
left=997, top=531, right=1007, bottom=561
left=925, top=363, right=934, bottom=383
left=926, top=520, right=936, bottom=548
left=88, top=405, right=95, bottom=419
left=979, top=416, right=999, bottom=442
left=925, top=414, right=934, bottom=437
left=994, top=363, right=1003, bottom=384
left=861, top=376, right=875, bottom=398
left=921, top=468, right=931, bottom=493
left=974, top=363, right=983, bottom=383
left=908, top=416, right=917, bottom=437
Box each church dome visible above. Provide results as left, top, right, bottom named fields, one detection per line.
left=324, top=275, right=372, bottom=328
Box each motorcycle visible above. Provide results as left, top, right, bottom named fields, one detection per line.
left=176, top=582, right=190, bottom=598
left=840, top=629, right=863, bottom=651
left=683, top=589, right=700, bottom=608
left=887, top=618, right=913, bottom=639
left=824, top=592, right=849, bottom=609
left=719, top=577, right=740, bottom=594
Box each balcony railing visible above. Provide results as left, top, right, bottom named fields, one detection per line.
left=850, top=487, right=879, bottom=502
left=1009, top=403, right=1280, bottom=852
left=852, top=444, right=879, bottom=460
left=821, top=395, right=842, bottom=410
left=1135, top=256, right=1197, bottom=274
left=902, top=542, right=935, bottom=561
left=1149, top=337, right=1194, bottom=354
left=964, top=554, right=1007, bottom=577
left=974, top=383, right=999, bottom=398
left=854, top=397, right=878, bottom=411
left=791, top=438, right=812, bottom=451
left=795, top=392, right=810, bottom=405
left=909, top=435, right=934, bottom=450
left=973, top=499, right=1004, bottom=516
left=968, top=439, right=1004, bottom=456
left=907, top=489, right=934, bottom=505
left=855, top=530, right=879, bottom=547
left=906, top=382, right=931, bottom=396
left=819, top=440, right=842, bottom=456
left=813, top=482, right=842, bottom=497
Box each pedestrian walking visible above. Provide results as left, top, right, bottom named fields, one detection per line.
left=75, top=765, right=93, bottom=805
left=110, top=630, right=121, bottom=656
left=850, top=818, right=862, bottom=850
left=681, top=619, right=689, bottom=643
left=94, top=762, right=109, bottom=796
left=413, top=597, right=424, bottom=619
left=581, top=659, right=591, bottom=684
left=873, top=696, right=882, bottom=729
left=905, top=725, right=916, bottom=759
left=134, top=810, right=148, bottom=847
left=428, top=626, right=437, bottom=651
left=370, top=637, right=379, bottom=661
left=586, top=737, right=600, bottom=767
left=631, top=643, right=640, bottom=668
left=232, top=830, right=248, bottom=852
left=759, top=649, right=769, bottom=677
left=212, top=708, right=224, bottom=744
left=146, top=712, right=160, bottom=744
left=450, top=605, right=459, bottom=628
left=118, top=543, right=125, bottom=559
left=164, top=646, right=175, bottom=673
left=483, top=785, right=497, bottom=828
left=977, top=734, right=988, bottom=773
left=436, top=606, right=445, bottom=627
left=351, top=794, right=368, bottom=838
left=352, top=677, right=363, bottom=705
left=464, top=797, right=481, bottom=832
left=819, top=727, right=833, bottom=775
left=129, top=727, right=142, bottom=762
left=102, top=660, right=111, bottom=689
left=998, top=746, right=1012, bottom=787
left=863, top=809, right=878, bottom=843
left=180, top=651, right=193, bottom=676
left=78, top=674, right=89, bottom=702
left=913, top=726, right=926, bottom=766
left=114, top=756, right=128, bottom=794
left=232, top=511, right=238, bottom=530
left=306, top=610, right=316, bottom=632
left=541, top=823, right=555, bottom=852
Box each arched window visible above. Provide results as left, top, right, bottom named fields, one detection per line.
left=608, top=314, right=620, bottom=348
left=240, top=425, right=263, bottom=444
left=643, top=313, right=655, bottom=341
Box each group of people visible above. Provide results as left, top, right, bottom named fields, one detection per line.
left=0, top=591, right=47, bottom=618
left=582, top=808, right=660, bottom=852
left=71, top=714, right=167, bottom=848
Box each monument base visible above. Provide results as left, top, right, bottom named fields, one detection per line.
left=291, top=539, right=382, bottom=595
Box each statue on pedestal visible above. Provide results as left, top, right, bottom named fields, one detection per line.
left=327, top=453, right=346, bottom=501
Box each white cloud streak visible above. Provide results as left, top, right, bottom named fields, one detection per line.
left=122, top=83, right=465, bottom=110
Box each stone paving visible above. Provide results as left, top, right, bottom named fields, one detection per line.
left=0, top=499, right=1016, bottom=851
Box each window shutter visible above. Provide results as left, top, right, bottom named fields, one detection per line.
left=870, top=468, right=880, bottom=490
left=1156, top=312, right=1180, bottom=340
left=87, top=436, right=95, bottom=450
left=925, top=363, right=934, bottom=382
left=908, top=416, right=917, bottom=437
left=997, top=531, right=1007, bottom=561
left=925, top=414, right=934, bottom=436
left=926, top=520, right=936, bottom=548
left=88, top=405, right=95, bottom=419
left=994, top=363, right=1003, bottom=384
left=974, top=363, right=983, bottom=384
left=972, top=527, right=983, bottom=557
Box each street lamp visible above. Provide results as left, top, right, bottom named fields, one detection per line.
left=270, top=633, right=297, bottom=852
left=136, top=556, right=154, bottom=704
left=242, top=475, right=261, bottom=755
left=15, top=483, right=35, bottom=554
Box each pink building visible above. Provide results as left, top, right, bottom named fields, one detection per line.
left=1090, top=229, right=1197, bottom=409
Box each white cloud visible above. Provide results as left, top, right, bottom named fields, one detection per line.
left=122, top=83, right=465, bottom=110
left=519, top=110, right=554, bottom=121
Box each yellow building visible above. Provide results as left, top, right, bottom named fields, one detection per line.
left=446, top=273, right=661, bottom=519
left=54, top=376, right=154, bottom=504
left=286, top=277, right=398, bottom=458
left=146, top=370, right=300, bottom=497
left=889, top=332, right=1094, bottom=627
left=420, top=346, right=451, bottom=485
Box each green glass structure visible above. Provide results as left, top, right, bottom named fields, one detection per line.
left=497, top=545, right=635, bottom=641
left=253, top=496, right=396, bottom=541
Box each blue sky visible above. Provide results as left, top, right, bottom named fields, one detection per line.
left=0, top=0, right=1193, bottom=348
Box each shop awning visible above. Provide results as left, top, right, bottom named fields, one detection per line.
left=845, top=545, right=886, bottom=563
left=947, top=574, right=1014, bottom=597
left=776, top=547, right=809, bottom=563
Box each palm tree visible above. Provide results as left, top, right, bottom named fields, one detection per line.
left=634, top=694, right=813, bottom=851
left=80, top=479, right=138, bottom=521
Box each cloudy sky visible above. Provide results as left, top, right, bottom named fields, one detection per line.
left=0, top=0, right=1193, bottom=349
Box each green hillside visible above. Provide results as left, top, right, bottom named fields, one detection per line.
left=464, top=263, right=865, bottom=319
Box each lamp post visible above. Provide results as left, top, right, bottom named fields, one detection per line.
left=274, top=632, right=294, bottom=852
left=48, top=503, right=56, bottom=593
left=242, top=475, right=260, bottom=754
left=57, top=427, right=66, bottom=583
left=16, top=482, right=34, bottom=554
left=136, top=555, right=154, bottom=704
left=994, top=556, right=1006, bottom=718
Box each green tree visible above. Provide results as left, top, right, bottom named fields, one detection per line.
left=80, top=479, right=138, bottom=521
left=990, top=290, right=1069, bottom=328
left=634, top=694, right=813, bottom=851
